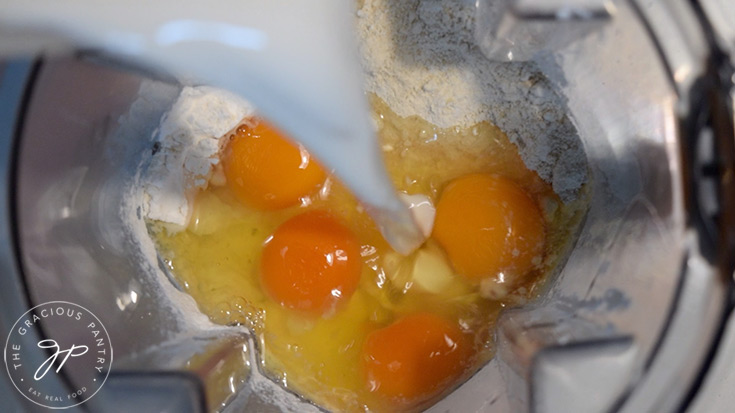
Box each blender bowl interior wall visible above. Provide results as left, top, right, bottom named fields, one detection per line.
left=13, top=57, right=204, bottom=372
left=11, top=57, right=297, bottom=412
left=433, top=2, right=688, bottom=412
left=497, top=3, right=691, bottom=413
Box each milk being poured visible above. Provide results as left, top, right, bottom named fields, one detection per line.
left=0, top=0, right=424, bottom=253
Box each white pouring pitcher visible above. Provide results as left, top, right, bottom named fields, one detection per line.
left=0, top=0, right=424, bottom=254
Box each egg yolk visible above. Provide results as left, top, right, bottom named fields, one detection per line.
left=362, top=313, right=470, bottom=404
left=432, top=173, right=545, bottom=281
left=260, top=211, right=362, bottom=316
left=224, top=119, right=326, bottom=210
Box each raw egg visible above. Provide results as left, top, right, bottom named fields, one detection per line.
left=223, top=119, right=326, bottom=210
left=362, top=312, right=470, bottom=404
left=153, top=99, right=587, bottom=412
left=260, top=210, right=362, bottom=316
left=433, top=173, right=545, bottom=282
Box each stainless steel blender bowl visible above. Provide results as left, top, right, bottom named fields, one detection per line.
left=1, top=0, right=734, bottom=412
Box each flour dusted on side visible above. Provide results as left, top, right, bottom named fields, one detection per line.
left=356, top=0, right=587, bottom=201
left=143, top=86, right=255, bottom=228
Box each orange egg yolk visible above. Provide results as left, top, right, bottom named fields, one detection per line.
left=432, top=173, right=545, bottom=281
left=362, top=312, right=470, bottom=404
left=260, top=211, right=362, bottom=316
left=223, top=119, right=326, bottom=210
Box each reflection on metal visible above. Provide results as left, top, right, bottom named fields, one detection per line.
left=475, top=0, right=615, bottom=62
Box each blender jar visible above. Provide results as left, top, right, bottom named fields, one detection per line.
left=1, top=0, right=734, bottom=412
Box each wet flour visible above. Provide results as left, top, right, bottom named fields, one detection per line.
left=356, top=0, right=587, bottom=201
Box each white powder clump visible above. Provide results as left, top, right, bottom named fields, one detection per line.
left=356, top=0, right=587, bottom=201
left=142, top=86, right=254, bottom=228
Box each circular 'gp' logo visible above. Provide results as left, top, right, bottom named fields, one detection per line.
left=4, top=301, right=113, bottom=409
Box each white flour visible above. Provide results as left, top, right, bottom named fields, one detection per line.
left=356, top=0, right=587, bottom=201
left=142, top=86, right=254, bottom=228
